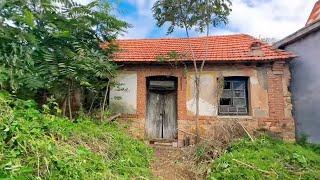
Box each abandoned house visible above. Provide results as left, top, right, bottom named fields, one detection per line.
left=275, top=0, right=320, bottom=143
left=103, top=34, right=296, bottom=146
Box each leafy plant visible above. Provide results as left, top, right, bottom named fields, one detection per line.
left=0, top=91, right=153, bottom=179
left=0, top=0, right=128, bottom=118
left=208, top=136, right=320, bottom=179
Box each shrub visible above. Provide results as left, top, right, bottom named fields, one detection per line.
left=0, top=92, right=152, bottom=179
left=208, top=136, right=320, bottom=179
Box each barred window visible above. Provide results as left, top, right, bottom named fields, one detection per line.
left=218, top=77, right=249, bottom=116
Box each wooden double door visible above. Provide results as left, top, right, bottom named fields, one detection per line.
left=146, top=91, right=177, bottom=140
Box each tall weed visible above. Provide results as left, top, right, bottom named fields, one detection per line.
left=0, top=92, right=152, bottom=179
left=208, top=135, right=320, bottom=179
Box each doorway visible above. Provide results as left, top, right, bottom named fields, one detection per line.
left=146, top=76, right=178, bottom=140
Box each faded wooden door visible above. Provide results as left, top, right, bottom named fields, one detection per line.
left=147, top=92, right=163, bottom=139
left=146, top=91, right=177, bottom=139
left=162, top=92, right=177, bottom=139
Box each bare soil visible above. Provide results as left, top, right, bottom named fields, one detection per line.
left=150, top=145, right=198, bottom=180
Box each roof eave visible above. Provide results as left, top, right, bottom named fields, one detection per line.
left=114, top=57, right=294, bottom=64
left=274, top=20, right=320, bottom=48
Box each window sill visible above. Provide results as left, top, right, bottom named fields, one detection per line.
left=217, top=116, right=253, bottom=120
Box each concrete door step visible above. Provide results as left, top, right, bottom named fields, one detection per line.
left=154, top=142, right=173, bottom=146
left=149, top=139, right=178, bottom=148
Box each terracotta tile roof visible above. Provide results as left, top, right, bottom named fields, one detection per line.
left=102, top=34, right=294, bottom=63
left=306, top=0, right=320, bottom=26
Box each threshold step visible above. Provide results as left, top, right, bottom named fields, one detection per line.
left=149, top=139, right=178, bottom=147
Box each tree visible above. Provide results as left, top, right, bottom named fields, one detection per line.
left=0, top=0, right=128, bottom=118
left=153, top=0, right=231, bottom=143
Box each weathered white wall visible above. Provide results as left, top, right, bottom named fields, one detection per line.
left=187, top=74, right=216, bottom=116
left=110, top=72, right=137, bottom=114
left=186, top=66, right=270, bottom=117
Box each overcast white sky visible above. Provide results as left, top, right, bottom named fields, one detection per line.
left=76, top=0, right=318, bottom=40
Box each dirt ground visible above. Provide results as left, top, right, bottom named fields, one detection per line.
left=150, top=145, right=200, bottom=180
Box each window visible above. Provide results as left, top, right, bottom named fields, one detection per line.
left=218, top=77, right=249, bottom=116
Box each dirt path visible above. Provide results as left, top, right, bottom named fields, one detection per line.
left=150, top=145, right=196, bottom=180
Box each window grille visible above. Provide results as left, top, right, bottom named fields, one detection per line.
left=218, top=77, right=249, bottom=116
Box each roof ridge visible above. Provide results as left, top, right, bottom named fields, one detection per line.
left=116, top=34, right=249, bottom=41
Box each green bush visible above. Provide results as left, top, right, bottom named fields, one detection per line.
left=208, top=136, right=320, bottom=179
left=0, top=91, right=152, bottom=179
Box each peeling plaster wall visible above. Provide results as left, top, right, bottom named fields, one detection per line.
left=187, top=74, right=217, bottom=116
left=186, top=66, right=270, bottom=118
left=113, top=63, right=295, bottom=144
left=110, top=72, right=137, bottom=114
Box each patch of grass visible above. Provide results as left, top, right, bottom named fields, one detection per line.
left=208, top=136, right=320, bottom=179
left=0, top=91, right=153, bottom=179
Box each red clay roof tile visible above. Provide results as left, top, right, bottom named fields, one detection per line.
left=102, top=34, right=294, bottom=63
left=306, top=0, right=320, bottom=26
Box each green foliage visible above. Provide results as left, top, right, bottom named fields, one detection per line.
left=208, top=136, right=320, bottom=179
left=297, top=134, right=320, bottom=154
left=153, top=0, right=232, bottom=34
left=155, top=51, right=188, bottom=71
left=0, top=91, right=153, bottom=179
left=0, top=0, right=127, bottom=104
left=156, top=51, right=186, bottom=62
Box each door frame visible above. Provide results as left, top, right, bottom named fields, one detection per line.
left=145, top=76, right=178, bottom=140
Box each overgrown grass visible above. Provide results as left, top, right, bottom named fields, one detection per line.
left=208, top=136, right=320, bottom=179
left=0, top=91, right=153, bottom=179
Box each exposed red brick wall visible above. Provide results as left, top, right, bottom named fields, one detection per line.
left=268, top=62, right=285, bottom=120
left=257, top=62, right=295, bottom=139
